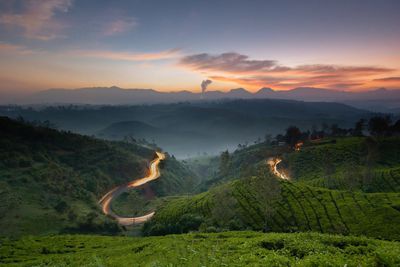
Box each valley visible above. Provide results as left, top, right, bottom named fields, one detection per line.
left=1, top=109, right=400, bottom=266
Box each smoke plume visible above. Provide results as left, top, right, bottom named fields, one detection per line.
left=201, top=79, right=212, bottom=94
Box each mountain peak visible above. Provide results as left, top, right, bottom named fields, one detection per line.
left=256, top=87, right=274, bottom=94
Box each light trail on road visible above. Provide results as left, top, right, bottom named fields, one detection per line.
left=267, top=157, right=290, bottom=180
left=98, top=151, right=165, bottom=226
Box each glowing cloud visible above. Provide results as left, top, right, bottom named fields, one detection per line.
left=373, top=77, right=400, bottom=82
left=0, top=0, right=72, bottom=40
left=180, top=52, right=396, bottom=90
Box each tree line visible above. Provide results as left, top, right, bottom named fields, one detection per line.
left=277, top=115, right=400, bottom=149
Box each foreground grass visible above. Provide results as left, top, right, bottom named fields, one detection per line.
left=1, top=231, right=400, bottom=266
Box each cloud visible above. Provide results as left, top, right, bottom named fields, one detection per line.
left=180, top=52, right=396, bottom=90
left=0, top=0, right=72, bottom=40
left=72, top=48, right=181, bottom=62
left=0, top=42, right=36, bottom=55
left=102, top=17, right=137, bottom=36
left=294, top=65, right=391, bottom=75
left=373, top=77, right=400, bottom=82
left=180, top=52, right=277, bottom=73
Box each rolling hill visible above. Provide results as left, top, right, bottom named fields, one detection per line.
left=143, top=175, right=400, bottom=240
left=0, top=117, right=197, bottom=237
left=142, top=136, right=400, bottom=240
left=284, top=137, right=400, bottom=192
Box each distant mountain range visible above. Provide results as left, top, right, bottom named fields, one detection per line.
left=20, top=86, right=400, bottom=112
left=0, top=99, right=369, bottom=158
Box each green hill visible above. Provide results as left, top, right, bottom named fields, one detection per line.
left=0, top=117, right=197, bottom=237
left=143, top=137, right=400, bottom=240
left=2, top=231, right=400, bottom=266
left=189, top=141, right=290, bottom=192
left=284, top=137, right=400, bottom=192
left=144, top=174, right=400, bottom=240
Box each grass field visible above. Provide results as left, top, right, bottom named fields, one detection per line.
left=1, top=231, right=400, bottom=266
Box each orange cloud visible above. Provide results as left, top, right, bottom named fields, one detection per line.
left=0, top=0, right=72, bottom=40
left=73, top=48, right=181, bottom=61
left=180, top=52, right=397, bottom=90
left=373, top=77, right=400, bottom=82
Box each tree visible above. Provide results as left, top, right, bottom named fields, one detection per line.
left=176, top=214, right=204, bottom=233
left=219, top=150, right=231, bottom=176
left=54, top=200, right=68, bottom=213
left=251, top=167, right=281, bottom=232
left=391, top=119, right=400, bottom=135
left=321, top=122, right=330, bottom=132
left=275, top=134, right=285, bottom=143
left=362, top=137, right=380, bottom=191
left=322, top=151, right=336, bottom=188
left=211, top=186, right=238, bottom=229
left=330, top=124, right=340, bottom=136
left=264, top=134, right=272, bottom=144
left=284, top=126, right=302, bottom=148
left=368, top=116, right=391, bottom=136
left=353, top=119, right=365, bottom=137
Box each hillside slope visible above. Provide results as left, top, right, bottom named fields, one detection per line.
left=144, top=137, right=400, bottom=240
left=284, top=137, right=400, bottom=192
left=144, top=176, right=400, bottom=240
left=0, top=117, right=197, bottom=237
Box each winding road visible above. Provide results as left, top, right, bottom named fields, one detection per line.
left=98, top=151, right=165, bottom=226
left=268, top=157, right=290, bottom=180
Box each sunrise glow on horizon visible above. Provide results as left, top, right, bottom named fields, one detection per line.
left=1, top=0, right=400, bottom=98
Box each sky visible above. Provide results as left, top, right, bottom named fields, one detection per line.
left=0, top=0, right=400, bottom=98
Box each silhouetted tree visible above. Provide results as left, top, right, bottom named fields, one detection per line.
left=368, top=116, right=391, bottom=136
left=321, top=122, right=330, bottom=132
left=264, top=134, right=272, bottom=144
left=275, top=134, right=285, bottom=143
left=391, top=119, right=400, bottom=135
left=284, top=126, right=302, bottom=148
left=353, top=119, right=365, bottom=137
left=330, top=124, right=339, bottom=136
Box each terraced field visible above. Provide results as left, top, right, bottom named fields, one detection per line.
left=285, top=137, right=400, bottom=192
left=145, top=175, right=400, bottom=240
